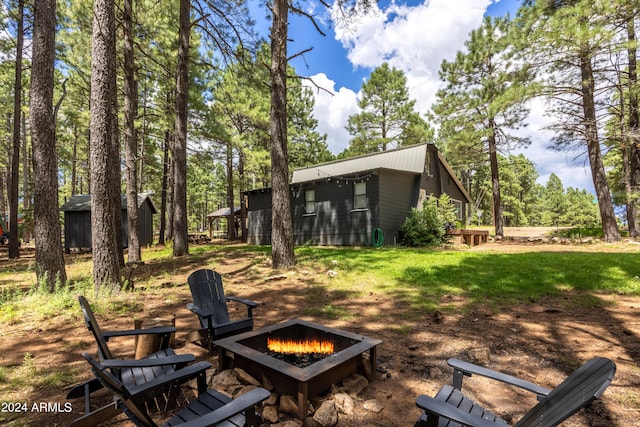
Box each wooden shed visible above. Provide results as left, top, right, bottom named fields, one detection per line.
left=244, top=143, right=471, bottom=246
left=60, top=193, right=157, bottom=253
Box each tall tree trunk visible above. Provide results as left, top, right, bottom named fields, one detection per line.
left=173, top=0, right=190, bottom=257
left=21, top=111, right=29, bottom=211
left=9, top=0, right=24, bottom=259
left=628, top=18, right=640, bottom=237
left=270, top=0, right=295, bottom=268
left=123, top=0, right=140, bottom=263
left=31, top=0, right=67, bottom=290
left=159, top=129, right=170, bottom=245
left=239, top=149, right=247, bottom=242
left=580, top=51, right=620, bottom=242
left=226, top=140, right=236, bottom=240
left=71, top=124, right=78, bottom=195
left=90, top=0, right=121, bottom=291
left=488, top=122, right=503, bottom=238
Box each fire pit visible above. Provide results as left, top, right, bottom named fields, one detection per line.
left=214, top=319, right=382, bottom=419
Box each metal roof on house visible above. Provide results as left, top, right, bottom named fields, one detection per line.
left=291, top=144, right=428, bottom=184
left=207, top=206, right=241, bottom=218
left=60, top=193, right=157, bottom=213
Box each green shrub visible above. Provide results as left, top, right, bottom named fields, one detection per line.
left=400, top=195, right=457, bottom=247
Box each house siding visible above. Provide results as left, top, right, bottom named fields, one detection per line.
left=245, top=143, right=471, bottom=246
left=61, top=195, right=156, bottom=252
left=378, top=170, right=420, bottom=245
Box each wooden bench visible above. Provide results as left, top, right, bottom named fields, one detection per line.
left=446, top=229, right=489, bottom=246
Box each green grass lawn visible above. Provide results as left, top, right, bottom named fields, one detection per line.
left=2, top=244, right=640, bottom=323
left=294, top=246, right=640, bottom=311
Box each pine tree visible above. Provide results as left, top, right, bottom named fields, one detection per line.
left=432, top=16, right=532, bottom=238
left=31, top=0, right=67, bottom=289
left=346, top=63, right=432, bottom=155
left=519, top=0, right=620, bottom=242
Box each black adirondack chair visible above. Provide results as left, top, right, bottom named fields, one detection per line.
left=186, top=269, right=259, bottom=355
left=83, top=352, right=270, bottom=427
left=69, top=296, right=211, bottom=426
left=415, top=357, right=616, bottom=427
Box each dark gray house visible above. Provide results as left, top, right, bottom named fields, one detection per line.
left=244, top=143, right=471, bottom=246
left=60, top=193, right=157, bottom=253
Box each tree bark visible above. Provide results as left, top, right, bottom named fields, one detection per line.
left=627, top=18, right=640, bottom=237
left=123, top=0, right=141, bottom=263
left=90, top=0, right=121, bottom=291
left=270, top=0, right=295, bottom=268
left=488, top=121, right=503, bottom=238
left=173, top=0, right=190, bottom=257
left=226, top=140, right=236, bottom=240
left=9, top=0, right=24, bottom=259
left=30, top=0, right=67, bottom=290
left=159, top=129, right=170, bottom=245
left=579, top=51, right=620, bottom=242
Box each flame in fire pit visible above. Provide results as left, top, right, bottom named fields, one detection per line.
left=267, top=337, right=335, bottom=355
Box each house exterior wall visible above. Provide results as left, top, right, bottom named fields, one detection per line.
left=378, top=170, right=421, bottom=245
left=418, top=145, right=468, bottom=220
left=64, top=211, right=93, bottom=252
left=291, top=174, right=379, bottom=245
left=245, top=144, right=470, bottom=246
left=246, top=175, right=382, bottom=246
left=63, top=199, right=155, bottom=252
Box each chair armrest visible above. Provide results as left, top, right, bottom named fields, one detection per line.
left=177, top=388, right=271, bottom=427
left=186, top=303, right=214, bottom=318
left=226, top=296, right=259, bottom=308
left=448, top=358, right=551, bottom=399
left=102, top=326, right=176, bottom=340
left=128, top=361, right=211, bottom=397
left=416, top=395, right=499, bottom=427
left=101, top=354, right=195, bottom=368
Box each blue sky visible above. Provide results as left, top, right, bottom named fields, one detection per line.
left=246, top=0, right=595, bottom=193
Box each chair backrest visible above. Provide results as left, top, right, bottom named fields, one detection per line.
left=82, top=352, right=157, bottom=427
left=78, top=295, right=115, bottom=361
left=187, top=269, right=230, bottom=327
left=515, top=357, right=616, bottom=427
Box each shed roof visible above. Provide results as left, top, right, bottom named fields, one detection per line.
left=291, top=144, right=428, bottom=184
left=60, top=193, right=157, bottom=214
left=207, top=206, right=241, bottom=218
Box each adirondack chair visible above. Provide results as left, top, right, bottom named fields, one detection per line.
left=83, top=352, right=270, bottom=427
left=186, top=269, right=259, bottom=355
left=69, top=296, right=211, bottom=426
left=414, top=357, right=616, bottom=427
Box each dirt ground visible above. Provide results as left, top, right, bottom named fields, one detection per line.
left=1, top=231, right=640, bottom=426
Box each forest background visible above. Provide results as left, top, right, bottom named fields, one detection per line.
left=0, top=1, right=638, bottom=286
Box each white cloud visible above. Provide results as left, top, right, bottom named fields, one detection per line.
left=304, top=0, right=597, bottom=193
left=513, top=99, right=595, bottom=193
left=305, top=73, right=359, bottom=153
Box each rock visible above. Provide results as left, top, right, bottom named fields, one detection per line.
left=264, top=392, right=279, bottom=406
left=429, top=367, right=443, bottom=379
left=303, top=417, right=323, bottom=427
left=234, top=367, right=261, bottom=386
left=333, top=392, right=354, bottom=415
left=261, top=371, right=274, bottom=390
left=279, top=395, right=299, bottom=416
left=342, top=373, right=369, bottom=396
left=313, top=400, right=338, bottom=427
left=262, top=405, right=279, bottom=423
left=233, top=385, right=258, bottom=398
left=363, top=399, right=384, bottom=413
left=468, top=348, right=491, bottom=363
left=272, top=421, right=303, bottom=427
left=327, top=270, right=338, bottom=278
left=210, top=369, right=243, bottom=395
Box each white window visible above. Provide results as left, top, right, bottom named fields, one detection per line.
left=354, top=182, right=367, bottom=209
left=452, top=199, right=463, bottom=221
left=305, top=189, right=315, bottom=214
